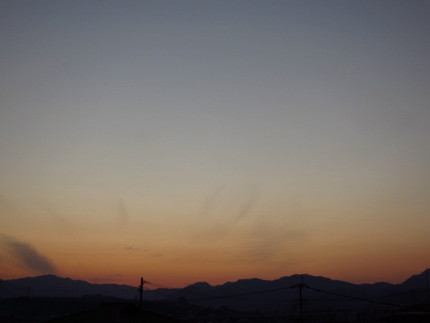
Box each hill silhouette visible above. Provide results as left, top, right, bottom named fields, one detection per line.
left=1, top=269, right=429, bottom=311
left=0, top=275, right=137, bottom=299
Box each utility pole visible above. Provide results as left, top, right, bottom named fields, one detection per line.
left=298, top=282, right=304, bottom=323
left=138, top=277, right=145, bottom=306
left=426, top=268, right=430, bottom=305
left=292, top=276, right=305, bottom=323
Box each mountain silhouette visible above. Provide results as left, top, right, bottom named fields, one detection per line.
left=1, top=269, right=429, bottom=311
left=401, top=269, right=430, bottom=290
left=0, top=275, right=137, bottom=299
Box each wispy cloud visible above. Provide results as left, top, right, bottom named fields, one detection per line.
left=242, top=220, right=307, bottom=266
left=90, top=273, right=123, bottom=283
left=246, top=230, right=305, bottom=263
left=200, top=185, right=225, bottom=216
left=124, top=245, right=150, bottom=252
left=193, top=184, right=263, bottom=242
left=234, top=185, right=261, bottom=221
left=42, top=203, right=77, bottom=233
left=117, top=198, right=129, bottom=227
left=0, top=233, right=57, bottom=274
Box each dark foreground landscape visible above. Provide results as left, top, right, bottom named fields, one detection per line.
left=1, top=269, right=429, bottom=322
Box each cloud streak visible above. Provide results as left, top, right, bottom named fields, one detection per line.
left=116, top=198, right=129, bottom=227
left=200, top=185, right=225, bottom=217
left=235, top=185, right=261, bottom=221
left=193, top=184, right=263, bottom=242
left=0, top=233, right=57, bottom=274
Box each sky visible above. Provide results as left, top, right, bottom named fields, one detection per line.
left=1, top=0, right=430, bottom=288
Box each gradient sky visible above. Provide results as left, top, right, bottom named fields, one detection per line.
left=1, top=0, right=430, bottom=288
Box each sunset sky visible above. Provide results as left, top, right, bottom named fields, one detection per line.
left=1, top=0, right=430, bottom=288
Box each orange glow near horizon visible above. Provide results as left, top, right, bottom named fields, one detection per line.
left=1, top=0, right=430, bottom=293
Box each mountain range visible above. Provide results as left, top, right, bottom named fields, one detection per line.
left=1, top=269, right=429, bottom=311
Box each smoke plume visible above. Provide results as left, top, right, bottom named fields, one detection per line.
left=0, top=233, right=57, bottom=274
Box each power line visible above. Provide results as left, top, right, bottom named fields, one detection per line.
left=142, top=277, right=406, bottom=309
left=305, top=285, right=404, bottom=307
left=192, top=285, right=297, bottom=301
